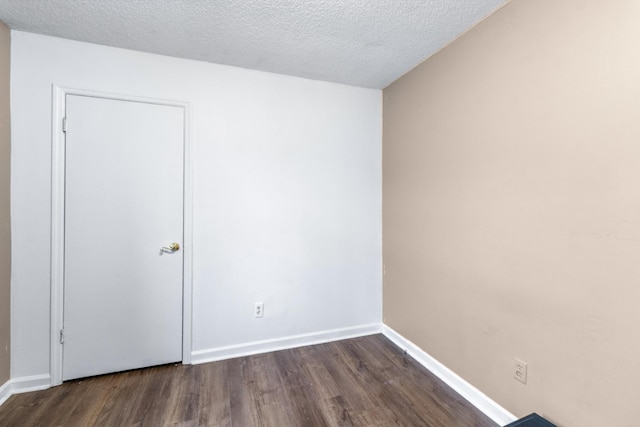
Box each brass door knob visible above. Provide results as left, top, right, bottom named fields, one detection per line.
left=161, top=242, right=180, bottom=252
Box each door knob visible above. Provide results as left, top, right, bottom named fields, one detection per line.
left=161, top=242, right=180, bottom=252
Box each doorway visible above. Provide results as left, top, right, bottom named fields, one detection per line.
left=50, top=89, right=193, bottom=384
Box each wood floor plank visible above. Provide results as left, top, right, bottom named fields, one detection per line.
left=319, top=395, right=357, bottom=427
left=58, top=375, right=115, bottom=427
left=337, top=338, right=440, bottom=426
left=317, top=340, right=388, bottom=414
left=227, top=356, right=266, bottom=426
left=0, top=335, right=499, bottom=427
left=273, top=349, right=330, bottom=426
left=135, top=364, right=176, bottom=426
left=164, top=365, right=201, bottom=426
left=196, top=361, right=231, bottom=427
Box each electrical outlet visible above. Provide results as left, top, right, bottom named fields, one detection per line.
left=254, top=302, right=264, bottom=318
left=514, top=358, right=527, bottom=384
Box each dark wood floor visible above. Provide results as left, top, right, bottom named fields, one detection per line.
left=0, top=334, right=497, bottom=426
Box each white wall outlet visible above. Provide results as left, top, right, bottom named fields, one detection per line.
left=254, top=302, right=264, bottom=318
left=514, top=358, right=527, bottom=384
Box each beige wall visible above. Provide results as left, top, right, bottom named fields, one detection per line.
left=383, top=1, right=640, bottom=426
left=0, top=20, right=10, bottom=386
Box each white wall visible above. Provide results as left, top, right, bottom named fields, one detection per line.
left=10, top=31, right=382, bottom=378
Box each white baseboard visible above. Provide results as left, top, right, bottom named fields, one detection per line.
left=0, top=374, right=51, bottom=407
left=0, top=379, right=10, bottom=407
left=191, top=323, right=382, bottom=365
left=382, top=324, right=517, bottom=427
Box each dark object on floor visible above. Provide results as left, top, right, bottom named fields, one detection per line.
left=505, top=413, right=557, bottom=427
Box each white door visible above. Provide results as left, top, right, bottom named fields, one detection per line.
left=63, top=95, right=184, bottom=381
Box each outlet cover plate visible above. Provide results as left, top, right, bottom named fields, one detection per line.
left=254, top=302, right=264, bottom=318
left=514, top=358, right=527, bottom=384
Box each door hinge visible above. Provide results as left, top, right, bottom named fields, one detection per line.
left=62, top=117, right=67, bottom=133
left=59, top=329, right=64, bottom=344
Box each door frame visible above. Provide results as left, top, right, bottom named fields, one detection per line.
left=50, top=86, right=193, bottom=386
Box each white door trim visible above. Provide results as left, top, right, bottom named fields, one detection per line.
left=50, top=85, right=193, bottom=386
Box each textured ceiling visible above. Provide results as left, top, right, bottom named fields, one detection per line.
left=0, top=0, right=507, bottom=89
